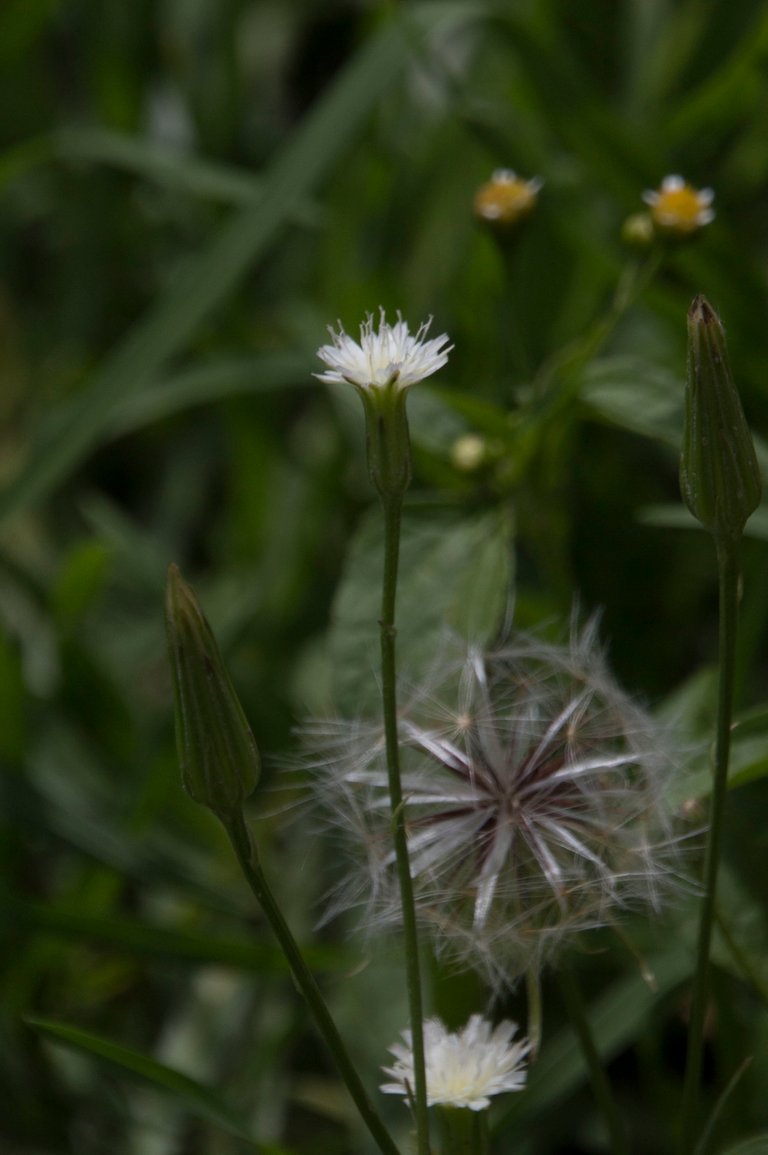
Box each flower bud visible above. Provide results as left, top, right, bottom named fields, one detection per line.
left=680, top=296, right=761, bottom=541
left=620, top=212, right=655, bottom=250
left=165, top=564, right=260, bottom=819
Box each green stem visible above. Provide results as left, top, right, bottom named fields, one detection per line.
left=679, top=536, right=740, bottom=1152
left=224, top=810, right=401, bottom=1155
left=439, top=1106, right=489, bottom=1155
left=525, top=964, right=543, bottom=1061
left=380, top=495, right=431, bottom=1155
left=559, top=966, right=630, bottom=1155
left=531, top=248, right=663, bottom=406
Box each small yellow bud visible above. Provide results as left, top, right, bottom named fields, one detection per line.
left=474, top=170, right=541, bottom=232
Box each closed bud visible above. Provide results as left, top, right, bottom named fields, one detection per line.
left=165, top=564, right=260, bottom=819
left=680, top=296, right=761, bottom=541
left=621, top=212, right=655, bottom=250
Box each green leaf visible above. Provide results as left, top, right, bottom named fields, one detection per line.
left=329, top=508, right=513, bottom=714
left=719, top=1137, right=768, bottom=1155
left=53, top=127, right=317, bottom=213
left=0, top=15, right=420, bottom=525
left=107, top=353, right=309, bottom=438
left=713, top=866, right=768, bottom=1008
left=26, top=1017, right=258, bottom=1144
left=494, top=944, right=693, bottom=1131
left=694, top=1057, right=753, bottom=1155
left=666, top=721, right=768, bottom=807
left=581, top=355, right=683, bottom=447
left=7, top=893, right=341, bottom=974
left=51, top=540, right=113, bottom=631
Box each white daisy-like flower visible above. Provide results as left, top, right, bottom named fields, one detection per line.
left=381, top=1015, right=529, bottom=1112
left=315, top=309, right=452, bottom=392
left=302, top=622, right=689, bottom=988
left=642, top=175, right=714, bottom=236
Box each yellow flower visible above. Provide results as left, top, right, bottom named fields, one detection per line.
left=474, top=169, right=541, bottom=229
left=642, top=175, right=714, bottom=238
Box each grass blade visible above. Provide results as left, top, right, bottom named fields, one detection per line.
left=26, top=1016, right=258, bottom=1143
left=0, top=16, right=414, bottom=526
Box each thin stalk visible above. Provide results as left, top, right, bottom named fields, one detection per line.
left=380, top=494, right=431, bottom=1155
left=558, top=966, right=630, bottom=1155
left=224, top=810, right=401, bottom=1155
left=531, top=249, right=663, bottom=405
left=439, top=1105, right=489, bottom=1155
left=679, top=536, right=740, bottom=1152
left=525, top=964, right=543, bottom=1060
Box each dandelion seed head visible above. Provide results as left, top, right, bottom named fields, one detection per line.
left=301, top=623, right=690, bottom=989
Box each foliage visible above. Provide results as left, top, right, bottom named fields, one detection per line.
left=2, top=1, right=768, bottom=1152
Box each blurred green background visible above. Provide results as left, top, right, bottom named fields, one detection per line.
left=3, top=1, right=768, bottom=1152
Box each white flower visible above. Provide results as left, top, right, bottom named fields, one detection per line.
left=642, top=175, right=714, bottom=235
left=315, top=309, right=451, bottom=391
left=381, top=1015, right=529, bottom=1111
left=302, top=622, right=688, bottom=988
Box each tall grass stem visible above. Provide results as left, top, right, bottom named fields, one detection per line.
left=380, top=495, right=431, bottom=1155
left=679, top=536, right=740, bottom=1152
left=225, top=810, right=402, bottom=1155
left=558, top=965, right=630, bottom=1155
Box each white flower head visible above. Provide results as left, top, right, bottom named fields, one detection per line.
left=315, top=309, right=451, bottom=392
left=302, top=622, right=689, bottom=989
left=381, top=1015, right=529, bottom=1112
left=642, top=175, right=714, bottom=236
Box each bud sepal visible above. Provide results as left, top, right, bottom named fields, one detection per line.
left=165, top=564, right=260, bottom=820
left=680, top=295, right=761, bottom=542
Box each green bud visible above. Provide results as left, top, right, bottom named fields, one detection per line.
left=620, top=212, right=655, bottom=251
left=680, top=295, right=762, bottom=541
left=165, top=564, right=260, bottom=819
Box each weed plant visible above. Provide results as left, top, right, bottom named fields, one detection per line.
left=3, top=2, right=768, bottom=1153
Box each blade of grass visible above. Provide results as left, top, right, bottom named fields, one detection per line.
left=107, top=352, right=309, bottom=437
left=54, top=126, right=311, bottom=210
left=0, top=15, right=416, bottom=526
left=7, top=893, right=342, bottom=974
left=493, top=944, right=692, bottom=1133
left=25, top=1016, right=259, bottom=1144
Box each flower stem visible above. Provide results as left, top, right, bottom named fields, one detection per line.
left=532, top=249, right=662, bottom=405
left=224, top=809, right=401, bottom=1155
left=525, top=964, right=543, bottom=1060
left=679, top=535, right=740, bottom=1153
left=380, top=494, right=431, bottom=1155
left=558, top=965, right=630, bottom=1155
left=439, top=1106, right=489, bottom=1155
